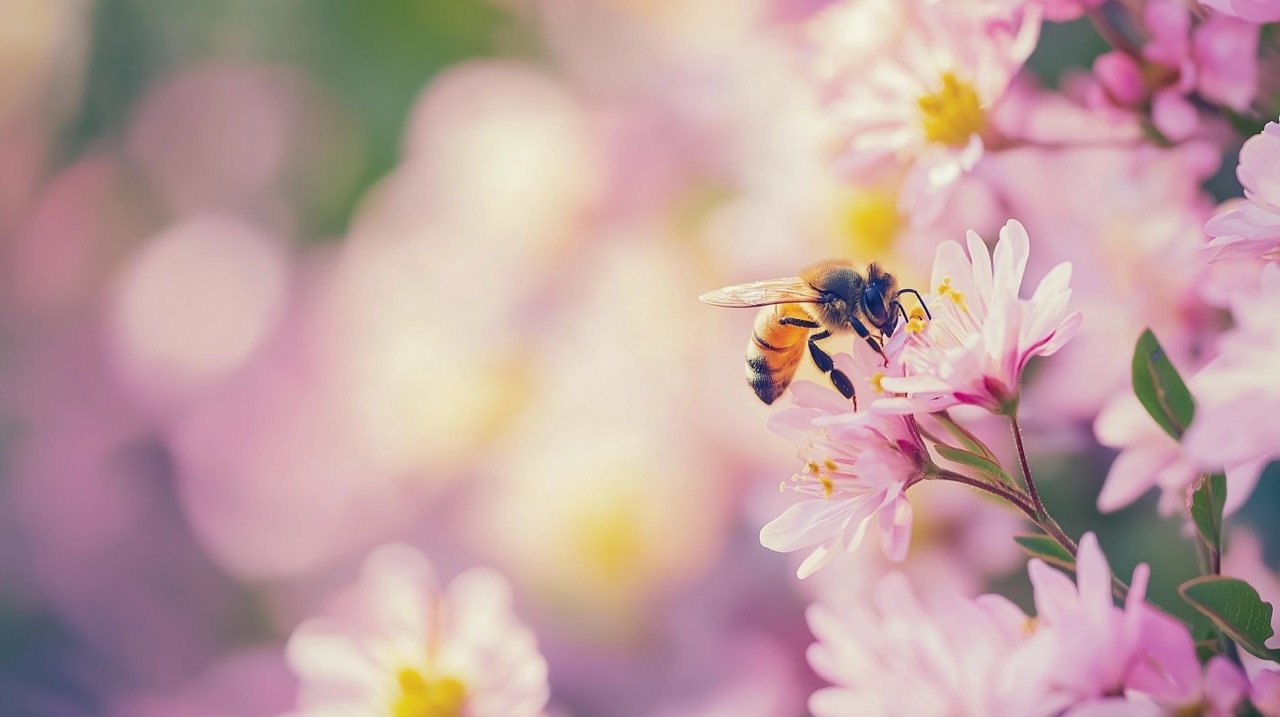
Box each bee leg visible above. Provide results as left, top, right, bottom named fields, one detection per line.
left=807, top=330, right=858, bottom=409
left=849, top=316, right=888, bottom=366
left=779, top=316, right=821, bottom=329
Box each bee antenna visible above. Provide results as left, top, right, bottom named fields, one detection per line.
left=894, top=288, right=931, bottom=319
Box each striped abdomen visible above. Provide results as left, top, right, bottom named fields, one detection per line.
left=746, top=303, right=813, bottom=404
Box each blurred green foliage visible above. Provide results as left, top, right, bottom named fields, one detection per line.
left=60, top=0, right=512, bottom=237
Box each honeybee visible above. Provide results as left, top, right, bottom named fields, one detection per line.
left=699, top=259, right=929, bottom=406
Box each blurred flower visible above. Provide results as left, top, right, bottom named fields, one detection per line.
left=762, top=346, right=929, bottom=578
left=806, top=571, right=1064, bottom=716
left=878, top=219, right=1081, bottom=415
left=286, top=545, right=549, bottom=717
left=126, top=64, right=316, bottom=219
left=1093, top=391, right=1265, bottom=515
left=984, top=143, right=1220, bottom=420
left=1184, top=263, right=1280, bottom=473
left=1205, top=119, right=1280, bottom=262
left=810, top=0, right=1040, bottom=222
left=1199, top=0, right=1280, bottom=22
left=1028, top=532, right=1152, bottom=701
left=1091, top=0, right=1257, bottom=141
left=108, top=213, right=290, bottom=408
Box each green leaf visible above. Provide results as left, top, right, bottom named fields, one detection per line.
left=1180, top=576, right=1280, bottom=662
left=1014, top=534, right=1076, bottom=572
left=1189, top=473, right=1227, bottom=557
left=934, top=444, right=1017, bottom=489
left=1131, top=329, right=1196, bottom=439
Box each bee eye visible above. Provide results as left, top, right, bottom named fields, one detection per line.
left=862, top=285, right=889, bottom=325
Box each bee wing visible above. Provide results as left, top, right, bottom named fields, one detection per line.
left=698, top=277, right=823, bottom=307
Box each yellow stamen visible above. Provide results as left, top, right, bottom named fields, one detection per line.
left=819, top=474, right=834, bottom=498
left=917, top=72, right=985, bottom=147
left=822, top=458, right=838, bottom=472
left=805, top=460, right=821, bottom=475
left=392, top=669, right=466, bottom=717
left=870, top=372, right=886, bottom=393
left=935, top=277, right=968, bottom=312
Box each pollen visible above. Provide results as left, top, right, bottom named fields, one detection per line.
left=917, top=72, right=985, bottom=147
left=392, top=668, right=466, bottom=717
left=819, top=474, right=834, bottom=498
left=870, top=371, right=886, bottom=393
left=822, top=458, right=838, bottom=472
left=804, top=460, right=821, bottom=475
left=935, top=277, right=968, bottom=312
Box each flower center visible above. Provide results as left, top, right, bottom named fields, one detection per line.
left=917, top=72, right=985, bottom=147
left=837, top=190, right=901, bottom=257
left=392, top=668, right=466, bottom=717
left=802, top=458, right=839, bottom=498
left=574, top=502, right=644, bottom=581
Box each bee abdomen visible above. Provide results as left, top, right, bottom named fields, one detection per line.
left=745, top=305, right=809, bottom=405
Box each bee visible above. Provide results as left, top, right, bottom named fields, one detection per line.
left=699, top=259, right=929, bottom=406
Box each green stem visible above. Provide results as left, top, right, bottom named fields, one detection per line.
left=1009, top=414, right=1045, bottom=517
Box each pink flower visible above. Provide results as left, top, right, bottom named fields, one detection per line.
left=1199, top=0, right=1280, bottom=22
left=1092, top=1, right=1258, bottom=141
left=806, top=572, right=1067, bottom=716
left=1027, top=533, right=1152, bottom=700
left=1205, top=120, right=1280, bottom=262
left=1093, top=391, right=1265, bottom=516
left=808, top=0, right=1040, bottom=222
left=761, top=347, right=930, bottom=578
left=878, top=219, right=1081, bottom=414
left=1184, top=263, right=1280, bottom=473
left=285, top=545, right=550, bottom=717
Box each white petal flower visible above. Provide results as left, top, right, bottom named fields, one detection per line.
left=285, top=545, right=550, bottom=717
left=878, top=219, right=1082, bottom=414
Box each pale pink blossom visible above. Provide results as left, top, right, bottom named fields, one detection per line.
left=285, top=545, right=549, bottom=717
left=761, top=346, right=930, bottom=578
left=1091, top=1, right=1258, bottom=141
left=878, top=219, right=1081, bottom=414
left=1184, top=263, right=1280, bottom=473
left=1200, top=0, right=1280, bottom=22
left=809, top=0, right=1040, bottom=222
left=1205, top=120, right=1280, bottom=262
left=806, top=571, right=1067, bottom=716
left=1028, top=533, right=1152, bottom=700
left=1093, top=391, right=1265, bottom=516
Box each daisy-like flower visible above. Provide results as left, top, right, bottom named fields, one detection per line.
left=808, top=0, right=1041, bottom=223
left=1204, top=120, right=1280, bottom=262
left=806, top=571, right=1067, bottom=717
left=761, top=346, right=931, bottom=578
left=1184, top=263, right=1280, bottom=474
left=877, top=219, right=1081, bottom=415
left=806, top=531, right=1275, bottom=716
left=285, top=545, right=550, bottom=717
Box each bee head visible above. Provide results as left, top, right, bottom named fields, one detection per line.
left=861, top=264, right=899, bottom=333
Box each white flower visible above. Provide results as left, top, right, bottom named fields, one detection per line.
left=878, top=219, right=1081, bottom=414
left=285, top=545, right=549, bottom=717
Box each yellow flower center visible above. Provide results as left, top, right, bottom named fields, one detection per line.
left=392, top=668, right=466, bottom=717
left=837, top=190, right=902, bottom=258
left=917, top=72, right=985, bottom=147
left=574, top=503, right=644, bottom=581
left=935, top=277, right=967, bottom=313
